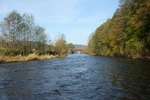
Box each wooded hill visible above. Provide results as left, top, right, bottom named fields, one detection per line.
left=88, top=0, right=150, bottom=58
left=74, top=44, right=86, bottom=49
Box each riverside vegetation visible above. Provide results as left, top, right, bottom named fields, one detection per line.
left=0, top=54, right=61, bottom=63
left=88, top=0, right=150, bottom=59
left=0, top=11, right=73, bottom=63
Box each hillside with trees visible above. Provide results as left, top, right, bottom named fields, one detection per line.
left=88, top=0, right=150, bottom=58
left=68, top=44, right=88, bottom=54
left=74, top=44, right=86, bottom=49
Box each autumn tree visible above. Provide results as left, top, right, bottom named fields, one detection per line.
left=88, top=0, right=150, bottom=58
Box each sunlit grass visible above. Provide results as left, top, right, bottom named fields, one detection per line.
left=0, top=53, right=62, bottom=63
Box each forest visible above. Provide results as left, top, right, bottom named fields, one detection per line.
left=88, top=0, right=150, bottom=58
left=0, top=11, right=73, bottom=62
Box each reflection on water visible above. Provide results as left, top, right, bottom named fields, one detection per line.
left=0, top=54, right=150, bottom=100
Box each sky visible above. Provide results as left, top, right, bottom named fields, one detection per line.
left=0, top=0, right=119, bottom=45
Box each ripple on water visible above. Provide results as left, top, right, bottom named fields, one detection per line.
left=0, top=54, right=150, bottom=99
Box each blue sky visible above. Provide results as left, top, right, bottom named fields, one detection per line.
left=0, top=0, right=119, bottom=45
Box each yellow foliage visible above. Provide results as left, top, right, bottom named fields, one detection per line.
left=147, top=2, right=150, bottom=9
left=113, top=46, right=119, bottom=52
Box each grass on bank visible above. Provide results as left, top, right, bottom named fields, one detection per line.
left=0, top=53, right=65, bottom=63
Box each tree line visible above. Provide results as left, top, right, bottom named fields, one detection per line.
left=0, top=10, right=72, bottom=56
left=88, top=0, right=150, bottom=58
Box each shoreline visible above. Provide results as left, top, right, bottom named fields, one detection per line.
left=89, top=53, right=150, bottom=60
left=0, top=53, right=66, bottom=64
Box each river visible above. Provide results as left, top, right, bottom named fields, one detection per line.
left=0, top=54, right=150, bottom=100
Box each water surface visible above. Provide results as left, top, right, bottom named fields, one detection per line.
left=0, top=54, right=150, bottom=100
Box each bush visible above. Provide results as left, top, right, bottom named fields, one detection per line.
left=0, top=48, right=21, bottom=56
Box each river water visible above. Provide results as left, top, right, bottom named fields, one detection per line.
left=0, top=54, right=150, bottom=100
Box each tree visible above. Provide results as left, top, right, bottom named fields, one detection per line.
left=87, top=0, right=150, bottom=57
left=67, top=43, right=75, bottom=49
left=55, top=34, right=68, bottom=55
left=34, top=26, right=47, bottom=54
left=1, top=11, right=22, bottom=49
left=20, top=13, right=35, bottom=55
left=0, top=10, right=49, bottom=56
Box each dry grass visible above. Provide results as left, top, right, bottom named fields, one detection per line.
left=0, top=53, right=60, bottom=63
